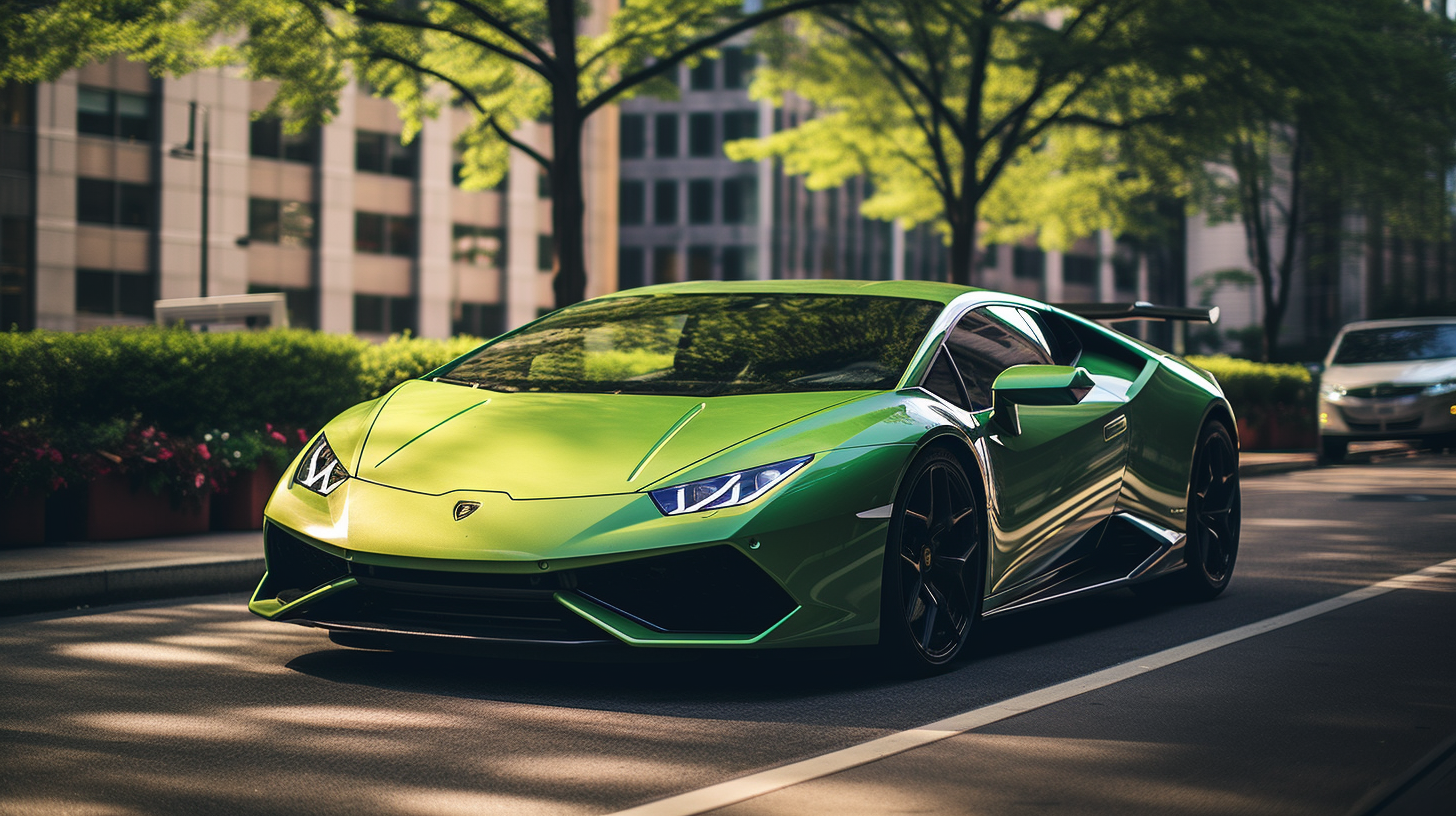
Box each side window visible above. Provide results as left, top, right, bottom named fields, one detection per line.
left=945, top=307, right=1053, bottom=409
left=921, top=348, right=970, bottom=410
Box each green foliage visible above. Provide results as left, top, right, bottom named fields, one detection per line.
left=0, top=327, right=481, bottom=496
left=1186, top=354, right=1312, bottom=421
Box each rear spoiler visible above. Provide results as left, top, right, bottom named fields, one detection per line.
left=1053, top=301, right=1219, bottom=324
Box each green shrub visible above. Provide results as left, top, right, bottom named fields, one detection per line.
left=1185, top=355, right=1313, bottom=418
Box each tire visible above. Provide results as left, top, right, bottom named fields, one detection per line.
left=879, top=447, right=984, bottom=672
left=1320, top=436, right=1348, bottom=465
left=1176, top=420, right=1241, bottom=600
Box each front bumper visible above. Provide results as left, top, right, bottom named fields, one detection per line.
left=1319, top=393, right=1456, bottom=440
left=249, top=445, right=912, bottom=650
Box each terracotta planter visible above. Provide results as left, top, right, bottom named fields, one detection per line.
left=0, top=491, right=46, bottom=547
left=1235, top=416, right=1262, bottom=451
left=85, top=474, right=210, bottom=541
left=211, top=465, right=281, bottom=531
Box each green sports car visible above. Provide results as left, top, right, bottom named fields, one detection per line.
left=250, top=280, right=1239, bottom=669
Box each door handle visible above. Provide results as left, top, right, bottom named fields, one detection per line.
left=1104, top=414, right=1128, bottom=442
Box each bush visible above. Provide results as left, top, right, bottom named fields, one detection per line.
left=0, top=327, right=483, bottom=496
left=1186, top=355, right=1315, bottom=449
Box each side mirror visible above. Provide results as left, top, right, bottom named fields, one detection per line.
left=990, top=365, right=1095, bottom=436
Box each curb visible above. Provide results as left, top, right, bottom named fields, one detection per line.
left=0, top=558, right=264, bottom=617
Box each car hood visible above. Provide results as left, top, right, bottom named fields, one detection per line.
left=350, top=380, right=868, bottom=498
left=1324, top=357, right=1456, bottom=388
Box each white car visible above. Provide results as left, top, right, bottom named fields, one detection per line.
left=1318, top=317, right=1456, bottom=462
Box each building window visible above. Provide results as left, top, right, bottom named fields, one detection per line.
left=354, top=294, right=416, bottom=335
left=1063, top=253, right=1097, bottom=285
left=654, top=114, right=679, bottom=158
left=722, top=246, right=756, bottom=281
left=1012, top=246, right=1044, bottom=279
left=652, top=246, right=678, bottom=284
left=538, top=172, right=552, bottom=199
left=77, top=178, right=151, bottom=228
left=687, top=245, right=714, bottom=280
left=248, top=198, right=315, bottom=247
left=620, top=180, right=646, bottom=226
left=688, top=113, right=716, bottom=158
left=76, top=269, right=151, bottom=318
left=722, top=176, right=758, bottom=225
left=452, top=224, right=504, bottom=267
left=618, top=246, right=645, bottom=290
left=723, top=110, right=759, bottom=142
left=250, top=117, right=316, bottom=163
left=689, top=58, right=716, bottom=90
left=538, top=234, right=555, bottom=271
left=621, top=114, right=646, bottom=159
left=687, top=179, right=714, bottom=224
left=723, top=48, right=756, bottom=90
left=452, top=302, right=504, bottom=338
left=653, top=180, right=678, bottom=225
left=248, top=284, right=318, bottom=330
left=355, top=130, right=416, bottom=177
left=354, top=212, right=416, bottom=256
left=77, top=88, right=150, bottom=141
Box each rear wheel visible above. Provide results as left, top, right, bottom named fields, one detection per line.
left=1178, top=420, right=1241, bottom=600
left=880, top=448, right=983, bottom=672
left=1320, top=436, right=1348, bottom=465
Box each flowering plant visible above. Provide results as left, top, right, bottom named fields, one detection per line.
left=0, top=426, right=88, bottom=497
left=200, top=423, right=310, bottom=479
left=90, top=418, right=221, bottom=505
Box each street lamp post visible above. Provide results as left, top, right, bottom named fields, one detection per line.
left=170, top=102, right=210, bottom=298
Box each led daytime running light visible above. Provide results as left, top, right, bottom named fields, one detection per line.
left=293, top=434, right=349, bottom=496
left=651, top=456, right=812, bottom=516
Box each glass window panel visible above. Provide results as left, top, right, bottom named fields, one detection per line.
left=945, top=308, right=1053, bottom=409
left=75, top=269, right=113, bottom=314
left=537, top=234, right=554, bottom=271
left=620, top=114, right=646, bottom=159
left=115, top=93, right=149, bottom=141
left=249, top=198, right=281, bottom=244
left=723, top=110, right=759, bottom=142
left=279, top=201, right=314, bottom=248
left=688, top=112, right=715, bottom=157
left=922, top=348, right=969, bottom=410
left=354, top=212, right=385, bottom=253
left=689, top=58, right=715, bottom=90
left=652, top=246, right=677, bottom=285
left=687, top=179, right=713, bottom=224
left=387, top=216, right=416, bottom=257
left=723, top=48, right=755, bottom=89
left=354, top=294, right=385, bottom=332
left=77, top=89, right=112, bottom=136
left=116, top=183, right=152, bottom=228
left=619, top=180, right=645, bottom=226
left=76, top=179, right=115, bottom=225
left=653, top=180, right=678, bottom=225
left=654, top=114, right=678, bottom=158
left=116, top=272, right=153, bottom=317
left=389, top=296, right=416, bottom=335
left=618, top=246, right=645, bottom=290
left=250, top=118, right=281, bottom=158
left=687, top=245, right=713, bottom=280
left=355, top=131, right=385, bottom=173
left=388, top=139, right=416, bottom=178
left=281, top=128, right=315, bottom=163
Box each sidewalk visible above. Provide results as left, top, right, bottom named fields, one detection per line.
left=0, top=442, right=1420, bottom=617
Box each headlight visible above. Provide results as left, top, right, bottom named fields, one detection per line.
left=650, top=456, right=812, bottom=516
left=1320, top=383, right=1346, bottom=402
left=292, top=434, right=349, bottom=496
left=1422, top=380, right=1456, bottom=397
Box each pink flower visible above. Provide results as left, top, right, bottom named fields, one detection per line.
left=297, top=428, right=309, bottom=444
left=270, top=431, right=287, bottom=444
left=266, top=423, right=274, bottom=433
left=196, top=444, right=211, bottom=460
left=141, top=427, right=155, bottom=440
left=157, top=448, right=174, bottom=461
left=51, top=476, right=67, bottom=491
left=194, top=472, right=205, bottom=489
left=48, top=449, right=63, bottom=464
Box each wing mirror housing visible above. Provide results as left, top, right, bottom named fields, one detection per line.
left=990, top=365, right=1095, bottom=436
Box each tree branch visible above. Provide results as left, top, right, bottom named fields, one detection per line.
left=318, top=0, right=551, bottom=81
left=442, top=0, right=557, bottom=73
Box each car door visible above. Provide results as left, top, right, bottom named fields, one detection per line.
left=943, top=306, right=1130, bottom=600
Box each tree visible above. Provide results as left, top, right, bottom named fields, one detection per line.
left=1, top=0, right=843, bottom=308
left=729, top=0, right=1222, bottom=286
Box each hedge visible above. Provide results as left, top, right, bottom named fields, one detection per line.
left=0, top=327, right=485, bottom=497
left=1186, top=355, right=1315, bottom=448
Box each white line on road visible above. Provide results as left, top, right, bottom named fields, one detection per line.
left=609, top=558, right=1456, bottom=816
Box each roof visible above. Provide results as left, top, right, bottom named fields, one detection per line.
left=598, top=279, right=981, bottom=307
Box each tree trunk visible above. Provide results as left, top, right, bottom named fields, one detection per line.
left=548, top=0, right=588, bottom=309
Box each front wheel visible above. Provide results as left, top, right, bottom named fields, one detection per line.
left=1177, top=420, right=1241, bottom=600
left=879, top=448, right=983, bottom=672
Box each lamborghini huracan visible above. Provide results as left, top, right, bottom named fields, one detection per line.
left=250, top=281, right=1240, bottom=669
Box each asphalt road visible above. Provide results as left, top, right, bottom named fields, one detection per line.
left=2, top=455, right=1454, bottom=816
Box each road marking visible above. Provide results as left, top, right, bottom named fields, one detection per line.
left=609, top=558, right=1456, bottom=816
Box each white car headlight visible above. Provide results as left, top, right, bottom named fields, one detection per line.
left=1320, top=384, right=1346, bottom=402
left=292, top=435, right=350, bottom=496
left=1422, top=380, right=1456, bottom=397
left=650, top=456, right=812, bottom=516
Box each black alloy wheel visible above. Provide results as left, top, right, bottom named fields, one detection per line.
left=881, top=447, right=983, bottom=670
left=1180, top=420, right=1241, bottom=600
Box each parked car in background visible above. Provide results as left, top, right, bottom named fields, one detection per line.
left=1317, top=317, right=1456, bottom=463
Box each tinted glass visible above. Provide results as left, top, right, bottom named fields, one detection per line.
left=654, top=114, right=678, bottom=158
left=355, top=212, right=385, bottom=253
left=922, top=348, right=968, bottom=409
left=944, top=307, right=1054, bottom=409
left=117, top=272, right=152, bottom=317
left=653, top=180, right=678, bottom=224
left=618, top=246, right=645, bottom=289
left=75, top=269, right=113, bottom=313
left=354, top=294, right=385, bottom=332
left=387, top=216, right=416, bottom=257
left=249, top=198, right=280, bottom=243
left=77, top=88, right=112, bottom=136
left=355, top=131, right=385, bottom=173
left=1334, top=324, right=1456, bottom=364
left=687, top=179, right=713, bottom=224
left=441, top=294, right=942, bottom=396
left=115, top=92, right=149, bottom=141
left=117, top=183, right=151, bottom=227
left=689, top=59, right=715, bottom=90
left=251, top=118, right=281, bottom=158
left=723, top=48, right=755, bottom=89
left=620, top=114, right=645, bottom=159
left=688, top=112, right=715, bottom=157
left=77, top=178, right=115, bottom=224
left=619, top=180, right=645, bottom=225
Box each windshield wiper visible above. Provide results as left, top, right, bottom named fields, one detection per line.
left=430, top=376, right=485, bottom=389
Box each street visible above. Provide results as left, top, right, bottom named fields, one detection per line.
left=2, top=455, right=1454, bottom=815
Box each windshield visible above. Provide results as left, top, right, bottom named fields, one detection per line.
left=1332, top=324, right=1456, bottom=364
left=439, top=293, right=943, bottom=396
